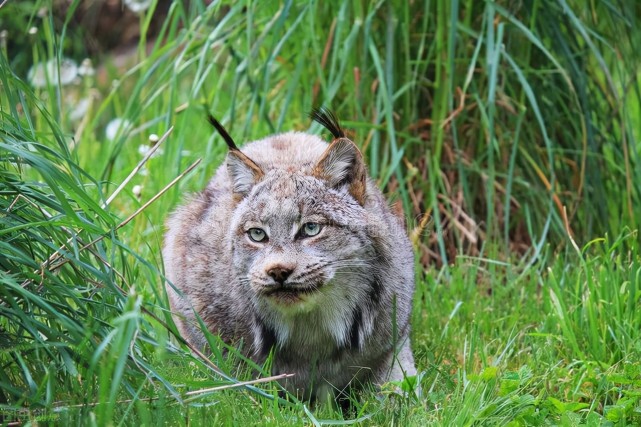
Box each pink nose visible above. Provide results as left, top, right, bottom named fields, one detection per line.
left=267, top=266, right=293, bottom=284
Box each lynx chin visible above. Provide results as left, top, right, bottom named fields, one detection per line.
left=163, top=108, right=416, bottom=400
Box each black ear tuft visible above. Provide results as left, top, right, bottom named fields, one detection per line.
left=309, top=107, right=345, bottom=139
left=207, top=114, right=239, bottom=151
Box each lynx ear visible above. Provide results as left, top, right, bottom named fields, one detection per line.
left=207, top=113, right=264, bottom=198
left=313, top=138, right=367, bottom=205
left=226, top=151, right=264, bottom=197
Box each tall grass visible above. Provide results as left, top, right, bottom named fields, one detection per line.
left=1, top=0, right=640, bottom=424
left=14, top=0, right=636, bottom=264
left=1, top=53, right=144, bottom=414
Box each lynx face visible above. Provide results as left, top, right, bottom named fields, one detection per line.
left=229, top=170, right=374, bottom=315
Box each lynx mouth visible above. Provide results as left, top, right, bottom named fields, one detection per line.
left=262, top=284, right=321, bottom=304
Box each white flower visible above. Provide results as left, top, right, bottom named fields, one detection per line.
left=124, top=0, right=152, bottom=13
left=135, top=133, right=164, bottom=158
left=78, top=58, right=95, bottom=77
left=137, top=144, right=164, bottom=158
left=69, top=97, right=92, bottom=123
left=105, top=118, right=132, bottom=141
left=28, top=58, right=78, bottom=88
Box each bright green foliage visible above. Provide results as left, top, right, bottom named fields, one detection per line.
left=1, top=0, right=640, bottom=425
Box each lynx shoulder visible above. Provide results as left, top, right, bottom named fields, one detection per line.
left=163, top=109, right=416, bottom=399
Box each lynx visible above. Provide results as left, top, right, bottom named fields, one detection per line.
left=163, top=109, right=416, bottom=400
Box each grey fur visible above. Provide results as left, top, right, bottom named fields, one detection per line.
left=163, top=130, right=416, bottom=400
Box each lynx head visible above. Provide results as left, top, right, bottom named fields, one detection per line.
left=208, top=111, right=379, bottom=324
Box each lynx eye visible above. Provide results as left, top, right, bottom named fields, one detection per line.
left=301, top=222, right=322, bottom=237
left=247, top=228, right=267, bottom=242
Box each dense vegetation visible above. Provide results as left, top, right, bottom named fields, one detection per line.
left=1, top=0, right=640, bottom=425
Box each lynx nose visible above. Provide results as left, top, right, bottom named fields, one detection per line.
left=267, top=266, right=293, bottom=284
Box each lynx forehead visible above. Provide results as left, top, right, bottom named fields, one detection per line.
left=163, top=108, right=416, bottom=400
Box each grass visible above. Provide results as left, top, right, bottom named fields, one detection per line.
left=1, top=0, right=640, bottom=425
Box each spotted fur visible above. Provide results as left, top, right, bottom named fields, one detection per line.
left=163, top=115, right=416, bottom=400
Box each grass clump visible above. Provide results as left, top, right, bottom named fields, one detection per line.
left=0, top=51, right=168, bottom=421
left=1, top=0, right=640, bottom=425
